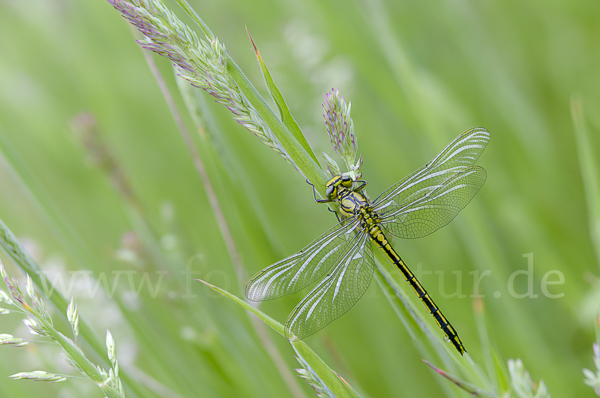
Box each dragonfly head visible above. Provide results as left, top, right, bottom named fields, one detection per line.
left=324, top=175, right=353, bottom=199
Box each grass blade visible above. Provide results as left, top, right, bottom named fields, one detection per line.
left=571, top=96, right=600, bottom=268
left=197, top=279, right=363, bottom=398
left=246, top=28, right=319, bottom=165
left=423, top=360, right=493, bottom=397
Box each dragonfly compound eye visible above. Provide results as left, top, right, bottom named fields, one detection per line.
left=325, top=185, right=334, bottom=197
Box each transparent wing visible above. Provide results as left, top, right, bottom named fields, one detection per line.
left=373, top=127, right=490, bottom=238
left=246, top=218, right=361, bottom=301
left=380, top=166, right=487, bottom=238
left=285, top=232, right=374, bottom=340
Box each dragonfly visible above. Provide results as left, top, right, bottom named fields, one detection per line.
left=246, top=127, right=490, bottom=355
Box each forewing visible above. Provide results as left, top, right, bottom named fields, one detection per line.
left=285, top=232, right=374, bottom=340
left=373, top=127, right=490, bottom=238
left=381, top=166, right=487, bottom=238
left=374, top=127, right=489, bottom=209
left=246, top=218, right=361, bottom=301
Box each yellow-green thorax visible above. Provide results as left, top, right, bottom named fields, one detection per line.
left=324, top=175, right=381, bottom=229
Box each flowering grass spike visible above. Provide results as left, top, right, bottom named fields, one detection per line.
left=322, top=89, right=362, bottom=180
left=108, top=0, right=299, bottom=171
left=0, top=261, right=126, bottom=398
left=508, top=358, right=550, bottom=398
left=584, top=343, right=600, bottom=396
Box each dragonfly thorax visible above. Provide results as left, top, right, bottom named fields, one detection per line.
left=324, top=176, right=377, bottom=222
left=336, top=189, right=370, bottom=218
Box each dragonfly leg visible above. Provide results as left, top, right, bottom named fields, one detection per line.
left=306, top=178, right=331, bottom=203
left=327, top=206, right=341, bottom=222
left=353, top=180, right=367, bottom=192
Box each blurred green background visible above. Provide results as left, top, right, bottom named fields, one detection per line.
left=1, top=0, right=600, bottom=396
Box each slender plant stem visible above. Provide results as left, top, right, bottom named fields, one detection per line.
left=138, top=39, right=246, bottom=285
left=140, top=44, right=307, bottom=398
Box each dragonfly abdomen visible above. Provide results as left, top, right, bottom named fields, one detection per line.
left=367, top=225, right=467, bottom=355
